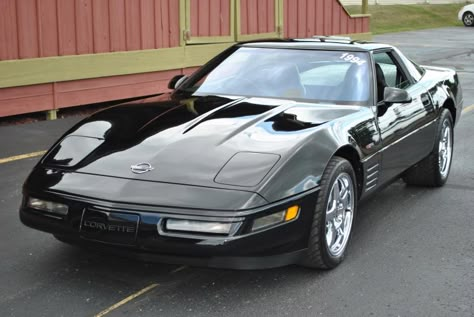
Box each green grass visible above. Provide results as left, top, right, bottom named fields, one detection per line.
left=346, top=4, right=466, bottom=34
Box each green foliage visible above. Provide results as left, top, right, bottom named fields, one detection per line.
left=346, top=4, right=464, bottom=34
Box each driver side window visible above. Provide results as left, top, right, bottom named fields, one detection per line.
left=373, top=51, right=411, bottom=103
left=374, top=52, right=410, bottom=89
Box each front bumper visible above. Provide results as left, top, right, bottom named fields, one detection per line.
left=20, top=189, right=318, bottom=269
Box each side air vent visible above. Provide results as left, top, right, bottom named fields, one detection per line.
left=365, top=163, right=379, bottom=192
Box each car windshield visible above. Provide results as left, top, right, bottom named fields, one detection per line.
left=180, top=47, right=371, bottom=105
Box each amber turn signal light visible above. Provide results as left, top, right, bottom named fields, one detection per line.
left=285, top=205, right=300, bottom=222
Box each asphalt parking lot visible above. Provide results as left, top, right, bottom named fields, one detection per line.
left=1, top=27, right=473, bottom=317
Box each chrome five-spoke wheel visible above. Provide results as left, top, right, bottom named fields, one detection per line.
left=402, top=108, right=453, bottom=187
left=325, top=173, right=355, bottom=257
left=303, top=157, right=357, bottom=269
left=438, top=119, right=452, bottom=178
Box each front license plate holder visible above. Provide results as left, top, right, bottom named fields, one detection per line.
left=80, top=209, right=139, bottom=246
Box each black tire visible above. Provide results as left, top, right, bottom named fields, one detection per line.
left=302, top=157, right=357, bottom=270
left=403, top=108, right=453, bottom=187
left=463, top=12, right=474, bottom=27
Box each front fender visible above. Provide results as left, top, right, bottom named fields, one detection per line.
left=256, top=120, right=368, bottom=203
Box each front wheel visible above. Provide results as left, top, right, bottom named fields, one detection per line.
left=403, top=108, right=453, bottom=187
left=302, top=157, right=357, bottom=269
left=463, top=12, right=474, bottom=26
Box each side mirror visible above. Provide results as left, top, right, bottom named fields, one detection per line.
left=383, top=87, right=412, bottom=105
left=168, top=75, right=188, bottom=90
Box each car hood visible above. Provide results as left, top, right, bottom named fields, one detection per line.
left=43, top=94, right=361, bottom=190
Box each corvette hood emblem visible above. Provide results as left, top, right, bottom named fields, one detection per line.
left=130, top=162, right=154, bottom=174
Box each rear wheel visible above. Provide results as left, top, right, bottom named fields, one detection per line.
left=463, top=12, right=474, bottom=26
left=302, top=157, right=357, bottom=269
left=403, top=108, right=453, bottom=187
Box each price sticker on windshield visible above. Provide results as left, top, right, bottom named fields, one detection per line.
left=340, top=53, right=366, bottom=66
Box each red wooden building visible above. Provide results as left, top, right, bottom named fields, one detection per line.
left=0, top=0, right=370, bottom=118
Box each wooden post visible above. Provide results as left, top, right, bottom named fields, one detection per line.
left=362, top=0, right=369, bottom=14
left=46, top=109, right=57, bottom=120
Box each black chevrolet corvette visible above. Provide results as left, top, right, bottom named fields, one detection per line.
left=20, top=37, right=463, bottom=269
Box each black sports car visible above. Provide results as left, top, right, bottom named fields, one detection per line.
left=20, top=37, right=463, bottom=270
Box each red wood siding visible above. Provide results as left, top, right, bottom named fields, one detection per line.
left=76, top=0, right=94, bottom=54
left=38, top=0, right=60, bottom=57
left=0, top=0, right=19, bottom=60
left=0, top=67, right=198, bottom=117
left=0, top=0, right=180, bottom=61
left=190, top=0, right=231, bottom=37
left=17, top=0, right=40, bottom=59
left=240, top=0, right=276, bottom=35
left=0, top=0, right=371, bottom=118
left=0, top=84, right=54, bottom=116
left=284, top=0, right=369, bottom=38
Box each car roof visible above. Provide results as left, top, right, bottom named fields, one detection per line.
left=240, top=37, right=392, bottom=52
